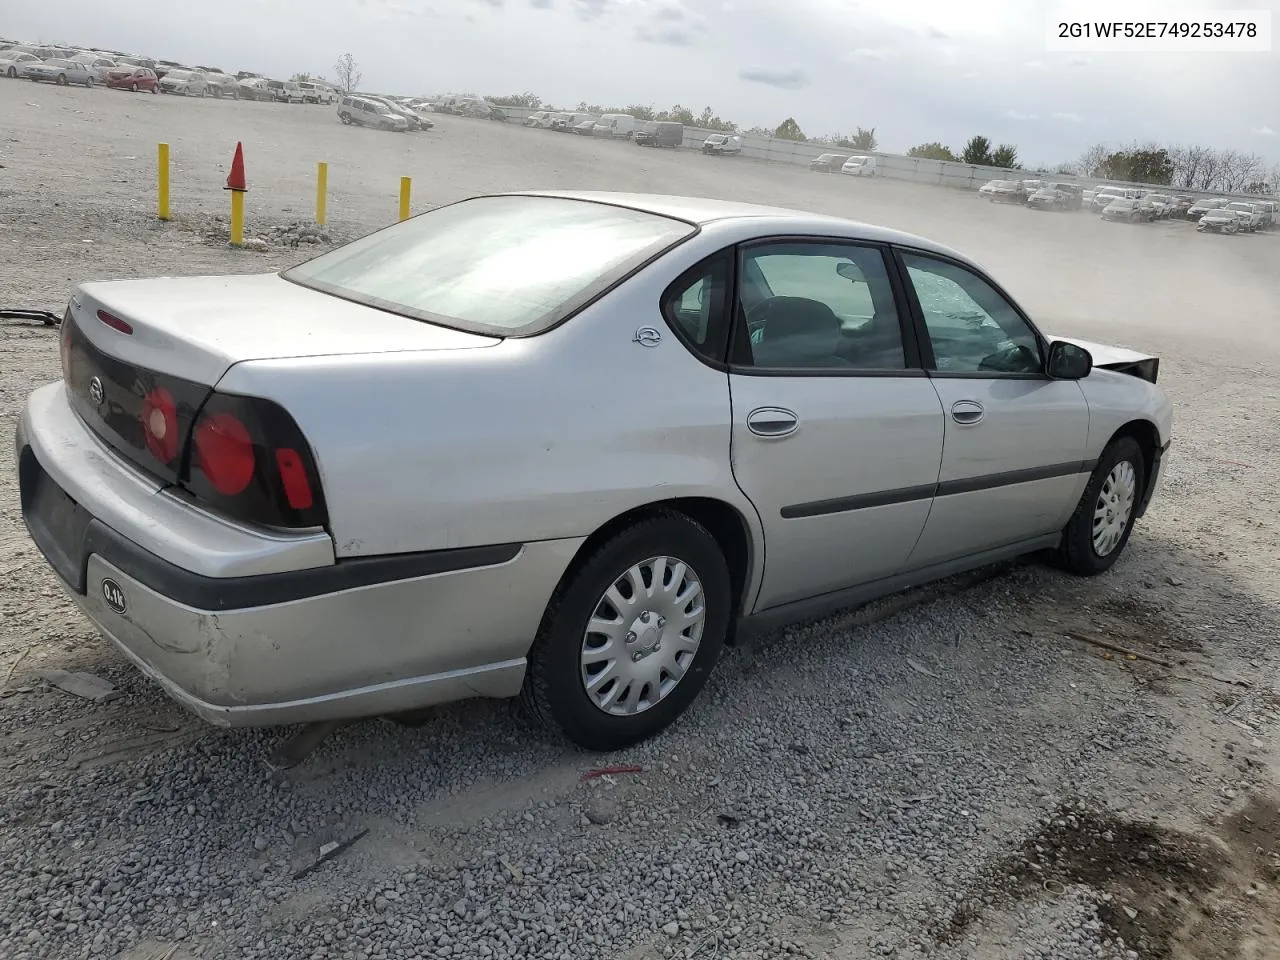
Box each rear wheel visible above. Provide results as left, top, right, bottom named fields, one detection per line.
left=521, top=512, right=731, bottom=751
left=1055, top=436, right=1146, bottom=576
left=130, top=83, right=138, bottom=92
left=5, top=67, right=14, bottom=78
left=85, top=76, right=94, bottom=88
left=57, top=74, right=68, bottom=85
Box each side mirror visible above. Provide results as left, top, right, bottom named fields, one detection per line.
left=1047, top=340, right=1093, bottom=380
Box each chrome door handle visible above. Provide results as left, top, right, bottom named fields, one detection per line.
left=746, top=406, right=799, bottom=438
left=951, top=400, right=985, bottom=425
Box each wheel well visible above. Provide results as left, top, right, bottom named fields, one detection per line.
left=560, top=498, right=755, bottom=641
left=1109, top=419, right=1160, bottom=501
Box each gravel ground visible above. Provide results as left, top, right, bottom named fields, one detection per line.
left=1, top=81, right=1279, bottom=960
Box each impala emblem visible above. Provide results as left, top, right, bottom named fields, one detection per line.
left=633, top=326, right=663, bottom=347
left=88, top=376, right=105, bottom=406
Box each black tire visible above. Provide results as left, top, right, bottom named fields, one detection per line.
left=1055, top=436, right=1146, bottom=576
left=5, top=67, right=14, bottom=78
left=521, top=511, right=732, bottom=751
left=57, top=74, right=67, bottom=85
left=85, top=76, right=94, bottom=88
left=130, top=83, right=138, bottom=92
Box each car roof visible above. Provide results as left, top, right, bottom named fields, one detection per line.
left=504, top=191, right=968, bottom=261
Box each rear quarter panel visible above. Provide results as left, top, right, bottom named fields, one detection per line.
left=214, top=228, right=762, bottom=562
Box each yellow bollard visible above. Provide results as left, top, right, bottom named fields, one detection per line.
left=316, top=162, right=328, bottom=226
left=157, top=143, right=171, bottom=221
left=229, top=191, right=245, bottom=247
left=399, top=176, right=411, bottom=222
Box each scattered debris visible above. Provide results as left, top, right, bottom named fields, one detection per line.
left=0, top=308, right=60, bottom=327
left=1064, top=631, right=1175, bottom=668
left=717, top=813, right=742, bottom=827
left=2, top=646, right=30, bottom=691
left=906, top=656, right=940, bottom=679
left=499, top=856, right=523, bottom=883
left=580, top=764, right=643, bottom=781
left=290, top=827, right=368, bottom=881
left=37, top=667, right=115, bottom=701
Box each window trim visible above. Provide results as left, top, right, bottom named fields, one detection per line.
left=889, top=244, right=1051, bottom=381
left=658, top=249, right=735, bottom=371
left=726, top=235, right=927, bottom=379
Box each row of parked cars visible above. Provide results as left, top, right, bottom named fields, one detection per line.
left=0, top=39, right=341, bottom=105
left=978, top=177, right=1276, bottom=233
left=521, top=110, right=687, bottom=148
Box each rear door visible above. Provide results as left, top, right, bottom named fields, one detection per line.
left=892, top=248, right=1090, bottom=568
left=723, top=238, right=945, bottom=611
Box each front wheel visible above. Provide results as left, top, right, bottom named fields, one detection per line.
left=521, top=512, right=732, bottom=751
left=1055, top=436, right=1146, bottom=576
left=85, top=76, right=94, bottom=88
left=57, top=74, right=68, bottom=86
left=130, top=83, right=138, bottom=92
left=5, top=67, right=14, bottom=78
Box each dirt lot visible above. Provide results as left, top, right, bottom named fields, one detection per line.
left=1, top=83, right=1279, bottom=960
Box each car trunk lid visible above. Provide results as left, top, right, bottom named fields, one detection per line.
left=62, top=274, right=498, bottom=486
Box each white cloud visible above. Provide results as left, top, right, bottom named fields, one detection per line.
left=1004, top=109, right=1039, bottom=121
left=1053, top=112, right=1082, bottom=122
left=1251, top=126, right=1276, bottom=136
left=1022, top=59, right=1043, bottom=69
left=846, top=47, right=892, bottom=60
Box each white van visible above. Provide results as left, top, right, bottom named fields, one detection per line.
left=841, top=155, right=877, bottom=177
left=593, top=113, right=637, bottom=139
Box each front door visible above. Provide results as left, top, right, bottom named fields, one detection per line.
left=894, top=249, right=1091, bottom=567
left=725, top=239, right=946, bottom=612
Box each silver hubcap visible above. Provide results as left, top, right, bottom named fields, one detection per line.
left=580, top=556, right=706, bottom=716
left=1092, top=460, right=1137, bottom=557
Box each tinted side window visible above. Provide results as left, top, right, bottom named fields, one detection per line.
left=660, top=251, right=731, bottom=364
left=899, top=252, right=1041, bottom=374
left=737, top=242, right=907, bottom=371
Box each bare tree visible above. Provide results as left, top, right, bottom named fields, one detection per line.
left=1077, top=143, right=1109, bottom=177
left=334, top=53, right=361, bottom=94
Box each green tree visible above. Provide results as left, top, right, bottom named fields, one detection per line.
left=907, top=141, right=957, bottom=161
left=625, top=104, right=655, bottom=121
left=990, top=143, right=1020, bottom=169
left=486, top=91, right=543, bottom=108
left=961, top=135, right=993, bottom=165
left=290, top=72, right=313, bottom=83
left=849, top=126, right=877, bottom=151
left=1098, top=147, right=1174, bottom=184
left=656, top=104, right=696, bottom=125
left=774, top=117, right=806, bottom=141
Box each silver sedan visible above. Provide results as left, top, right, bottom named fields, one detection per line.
left=17, top=191, right=1173, bottom=750
left=24, top=58, right=96, bottom=86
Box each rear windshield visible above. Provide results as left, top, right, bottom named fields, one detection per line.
left=283, top=195, right=697, bottom=337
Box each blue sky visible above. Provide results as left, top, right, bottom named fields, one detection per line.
left=7, top=0, right=1278, bottom=166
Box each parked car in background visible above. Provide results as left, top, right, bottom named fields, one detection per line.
left=1185, top=197, right=1227, bottom=220
left=1048, top=183, right=1084, bottom=210
left=0, top=50, right=38, bottom=77
left=980, top=180, right=1026, bottom=203
left=296, top=81, right=336, bottom=104
left=357, top=94, right=430, bottom=130
left=69, top=52, right=117, bottom=81
left=572, top=117, right=600, bottom=135
left=1196, top=208, right=1241, bottom=233
left=203, top=71, right=240, bottom=99
left=810, top=153, right=849, bottom=173
left=1101, top=198, right=1156, bottom=223
left=159, top=68, right=209, bottom=96
left=1141, top=194, right=1175, bottom=219
left=592, top=113, right=637, bottom=139
left=235, top=77, right=270, bottom=101
left=525, top=110, right=553, bottom=128
left=105, top=66, right=158, bottom=93
left=25, top=58, right=97, bottom=86
left=336, top=94, right=409, bottom=131
left=1090, top=187, right=1142, bottom=212
left=263, top=79, right=305, bottom=103
left=1026, top=186, right=1074, bottom=211
left=840, top=155, right=877, bottom=177
left=1166, top=196, right=1195, bottom=218
left=701, top=133, right=742, bottom=156
left=1223, top=201, right=1264, bottom=232
left=635, top=121, right=684, bottom=147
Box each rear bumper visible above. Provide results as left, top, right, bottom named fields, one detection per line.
left=17, top=382, right=583, bottom=727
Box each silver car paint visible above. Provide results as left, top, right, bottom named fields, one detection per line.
left=19, top=192, right=1172, bottom=726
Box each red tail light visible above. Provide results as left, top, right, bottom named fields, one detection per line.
left=194, top=412, right=255, bottom=495
left=96, top=309, right=134, bottom=335
left=184, top=391, right=327, bottom=530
